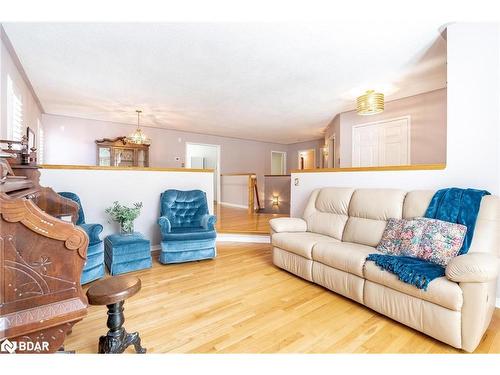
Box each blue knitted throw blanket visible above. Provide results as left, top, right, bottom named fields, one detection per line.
left=367, top=188, right=490, bottom=290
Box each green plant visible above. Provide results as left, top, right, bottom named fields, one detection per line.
left=105, top=201, right=143, bottom=229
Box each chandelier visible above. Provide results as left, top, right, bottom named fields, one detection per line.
left=356, top=90, right=384, bottom=115
left=127, top=110, right=151, bottom=145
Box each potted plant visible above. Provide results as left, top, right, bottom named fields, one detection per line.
left=105, top=201, right=143, bottom=236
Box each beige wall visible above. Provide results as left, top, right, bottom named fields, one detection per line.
left=323, top=88, right=447, bottom=167
left=286, top=139, right=324, bottom=170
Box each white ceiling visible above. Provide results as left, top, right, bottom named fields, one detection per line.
left=4, top=22, right=446, bottom=144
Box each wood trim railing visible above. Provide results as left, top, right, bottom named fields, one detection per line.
left=39, top=164, right=214, bottom=173
left=221, top=173, right=256, bottom=176
left=247, top=175, right=261, bottom=212
left=291, top=164, right=446, bottom=174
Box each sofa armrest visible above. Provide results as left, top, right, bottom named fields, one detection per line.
left=445, top=253, right=500, bottom=283
left=79, top=223, right=103, bottom=245
left=269, top=218, right=307, bottom=233
left=157, top=216, right=172, bottom=236
left=201, top=214, right=217, bottom=230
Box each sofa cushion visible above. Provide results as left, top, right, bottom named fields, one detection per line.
left=272, top=232, right=338, bottom=259
left=343, top=189, right=407, bottom=247
left=162, top=227, right=217, bottom=241
left=403, top=190, right=435, bottom=219
left=312, top=241, right=380, bottom=277
left=364, top=261, right=463, bottom=311
left=303, top=187, right=355, bottom=240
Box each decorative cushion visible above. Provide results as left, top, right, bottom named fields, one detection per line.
left=411, top=217, right=467, bottom=266
left=398, top=219, right=427, bottom=257
left=377, top=217, right=467, bottom=267
left=376, top=218, right=405, bottom=255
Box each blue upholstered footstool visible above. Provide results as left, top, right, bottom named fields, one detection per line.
left=104, top=233, right=152, bottom=275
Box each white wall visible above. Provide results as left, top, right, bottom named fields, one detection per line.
left=40, top=168, right=214, bottom=247
left=290, top=23, right=500, bottom=301
left=0, top=27, right=42, bottom=141
left=220, top=174, right=250, bottom=208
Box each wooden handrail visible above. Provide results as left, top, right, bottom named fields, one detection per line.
left=247, top=175, right=261, bottom=212
left=221, top=172, right=256, bottom=176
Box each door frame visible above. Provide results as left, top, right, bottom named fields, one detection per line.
left=270, top=150, right=287, bottom=175
left=185, top=142, right=221, bottom=203
left=297, top=148, right=316, bottom=170
left=326, top=134, right=335, bottom=168
left=351, top=115, right=411, bottom=167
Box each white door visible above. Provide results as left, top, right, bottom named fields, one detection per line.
left=186, top=143, right=221, bottom=202
left=271, top=151, right=286, bottom=175
left=352, top=117, right=410, bottom=167
left=191, top=156, right=205, bottom=169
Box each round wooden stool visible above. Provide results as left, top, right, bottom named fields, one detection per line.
left=86, top=275, right=146, bottom=354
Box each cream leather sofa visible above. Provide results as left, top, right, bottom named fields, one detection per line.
left=270, top=188, right=500, bottom=352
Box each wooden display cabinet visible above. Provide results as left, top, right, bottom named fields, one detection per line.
left=95, top=137, right=150, bottom=168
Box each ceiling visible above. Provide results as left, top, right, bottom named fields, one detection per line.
left=3, top=22, right=446, bottom=144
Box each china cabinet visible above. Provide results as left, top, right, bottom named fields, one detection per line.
left=95, top=137, right=150, bottom=167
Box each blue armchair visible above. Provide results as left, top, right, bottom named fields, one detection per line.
left=157, top=189, right=217, bottom=264
left=59, top=192, right=105, bottom=284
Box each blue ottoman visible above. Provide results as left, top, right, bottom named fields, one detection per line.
left=104, top=233, right=152, bottom=275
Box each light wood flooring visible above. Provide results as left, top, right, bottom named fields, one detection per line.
left=215, top=204, right=287, bottom=234
left=66, top=242, right=500, bottom=353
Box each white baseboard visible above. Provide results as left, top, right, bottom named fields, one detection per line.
left=496, top=298, right=500, bottom=308
left=217, top=233, right=270, bottom=243
left=151, top=244, right=161, bottom=252
left=219, top=201, right=248, bottom=209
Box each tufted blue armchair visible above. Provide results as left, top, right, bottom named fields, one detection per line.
left=157, top=189, right=217, bottom=264
left=58, top=192, right=105, bottom=284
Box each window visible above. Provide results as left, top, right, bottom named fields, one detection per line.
left=37, top=119, right=44, bottom=164
left=7, top=76, right=23, bottom=142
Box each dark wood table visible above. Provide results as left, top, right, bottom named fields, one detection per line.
left=86, top=275, right=146, bottom=354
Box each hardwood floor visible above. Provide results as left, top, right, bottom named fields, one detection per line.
left=66, top=242, right=500, bottom=353
left=215, top=204, right=287, bottom=234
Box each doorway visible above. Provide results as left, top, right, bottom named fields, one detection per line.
left=271, top=151, right=287, bottom=175
left=297, top=149, right=316, bottom=170
left=327, top=135, right=335, bottom=168
left=185, top=142, right=221, bottom=203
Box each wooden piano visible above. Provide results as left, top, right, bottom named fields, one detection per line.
left=0, top=140, right=88, bottom=353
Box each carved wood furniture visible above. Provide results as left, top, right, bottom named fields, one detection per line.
left=1, top=150, right=88, bottom=353
left=86, top=275, right=146, bottom=354
left=95, top=137, right=149, bottom=167
left=1, top=137, right=37, bottom=166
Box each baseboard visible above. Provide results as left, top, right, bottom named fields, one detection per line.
left=496, top=297, right=500, bottom=308
left=217, top=233, right=270, bottom=243
left=219, top=201, right=248, bottom=209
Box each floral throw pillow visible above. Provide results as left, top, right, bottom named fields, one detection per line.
left=377, top=217, right=467, bottom=267
left=412, top=217, right=467, bottom=267
left=398, top=218, right=427, bottom=257
left=376, top=218, right=405, bottom=255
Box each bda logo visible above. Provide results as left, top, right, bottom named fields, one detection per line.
left=1, top=339, right=17, bottom=354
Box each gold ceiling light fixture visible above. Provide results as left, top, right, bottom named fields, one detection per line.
left=127, top=110, right=151, bottom=145
left=356, top=90, right=384, bottom=115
